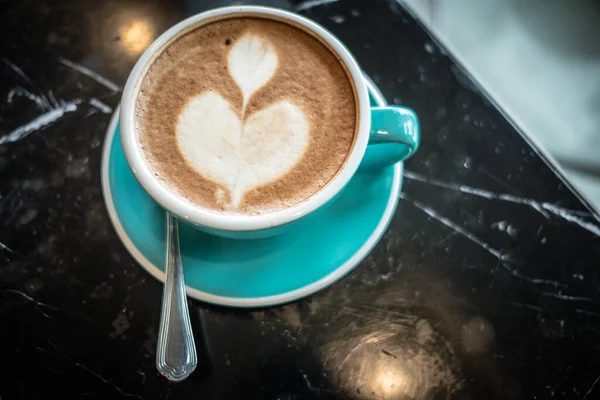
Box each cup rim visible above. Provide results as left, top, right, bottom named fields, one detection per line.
left=120, top=5, right=371, bottom=231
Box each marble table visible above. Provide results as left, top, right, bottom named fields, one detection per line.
left=1, top=0, right=599, bottom=399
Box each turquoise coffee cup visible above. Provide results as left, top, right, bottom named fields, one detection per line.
left=120, top=6, right=420, bottom=239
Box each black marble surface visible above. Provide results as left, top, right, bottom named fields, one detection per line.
left=1, top=0, right=600, bottom=399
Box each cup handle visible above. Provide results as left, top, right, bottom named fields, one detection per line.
left=360, top=106, right=420, bottom=170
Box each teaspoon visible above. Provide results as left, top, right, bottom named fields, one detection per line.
left=156, top=212, right=197, bottom=381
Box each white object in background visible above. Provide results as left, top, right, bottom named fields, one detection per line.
left=401, top=0, right=600, bottom=212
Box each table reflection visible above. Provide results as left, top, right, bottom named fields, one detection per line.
left=321, top=317, right=464, bottom=399
left=375, top=362, right=411, bottom=398
left=119, top=18, right=154, bottom=55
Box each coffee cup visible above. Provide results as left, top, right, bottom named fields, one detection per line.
left=120, top=6, right=420, bottom=239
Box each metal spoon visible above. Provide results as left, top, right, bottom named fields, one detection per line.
left=156, top=212, right=197, bottom=382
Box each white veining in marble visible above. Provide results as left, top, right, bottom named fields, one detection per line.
left=2, top=58, right=33, bottom=83
left=89, top=98, right=113, bottom=114
left=0, top=100, right=81, bottom=146
left=33, top=338, right=143, bottom=399
left=330, top=15, right=345, bottom=24
left=7, top=87, right=49, bottom=110
left=541, top=292, right=591, bottom=302
left=583, top=375, right=600, bottom=400
left=0, top=240, right=14, bottom=253
left=490, top=220, right=518, bottom=237
left=1, top=288, right=60, bottom=319
left=405, top=170, right=600, bottom=237
left=400, top=192, right=502, bottom=259
left=400, top=193, right=567, bottom=288
left=295, top=0, right=339, bottom=12
left=57, top=57, right=121, bottom=92
left=47, top=90, right=60, bottom=106
left=542, top=203, right=600, bottom=237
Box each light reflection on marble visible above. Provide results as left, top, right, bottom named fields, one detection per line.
left=321, top=312, right=463, bottom=399
left=119, top=18, right=154, bottom=55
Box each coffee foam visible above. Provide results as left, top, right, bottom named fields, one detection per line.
left=136, top=16, right=357, bottom=215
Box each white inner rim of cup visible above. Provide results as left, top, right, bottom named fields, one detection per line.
left=120, top=6, right=371, bottom=231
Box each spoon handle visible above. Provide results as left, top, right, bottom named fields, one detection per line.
left=156, top=213, right=197, bottom=382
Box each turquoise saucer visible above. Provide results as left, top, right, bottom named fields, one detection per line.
left=101, top=76, right=402, bottom=307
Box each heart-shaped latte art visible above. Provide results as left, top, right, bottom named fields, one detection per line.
left=175, top=34, right=310, bottom=209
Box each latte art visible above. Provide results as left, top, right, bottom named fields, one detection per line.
left=176, top=34, right=309, bottom=208
left=136, top=16, right=357, bottom=215
left=227, top=34, right=278, bottom=110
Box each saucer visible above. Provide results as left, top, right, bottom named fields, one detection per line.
left=101, top=76, right=402, bottom=307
